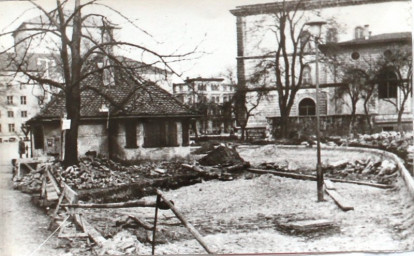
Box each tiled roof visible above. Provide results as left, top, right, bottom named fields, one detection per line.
left=31, top=67, right=199, bottom=121
left=230, top=0, right=408, bottom=16
left=336, top=32, right=412, bottom=46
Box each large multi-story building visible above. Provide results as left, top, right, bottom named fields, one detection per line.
left=0, top=53, right=55, bottom=143
left=230, top=0, right=412, bottom=138
left=173, top=77, right=236, bottom=135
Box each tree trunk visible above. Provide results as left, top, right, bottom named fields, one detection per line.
left=278, top=108, right=290, bottom=138
left=363, top=101, right=373, bottom=133
left=349, top=102, right=357, bottom=136
left=64, top=0, right=82, bottom=166
left=397, top=104, right=405, bottom=133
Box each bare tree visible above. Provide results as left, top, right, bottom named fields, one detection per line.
left=333, top=68, right=368, bottom=134
left=0, top=0, right=196, bottom=166
left=247, top=0, right=314, bottom=138
left=376, top=45, right=412, bottom=132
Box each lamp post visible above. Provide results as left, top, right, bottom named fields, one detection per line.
left=305, top=20, right=326, bottom=202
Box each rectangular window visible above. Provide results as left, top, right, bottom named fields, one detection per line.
left=125, top=121, right=137, bottom=148
left=0, top=124, right=2, bottom=133
left=21, top=96, right=27, bottom=105
left=7, top=111, right=14, bottom=118
left=33, top=125, right=44, bottom=149
left=7, top=96, right=13, bottom=105
left=144, top=120, right=177, bottom=148
left=8, top=123, right=15, bottom=132
left=21, top=111, right=27, bottom=118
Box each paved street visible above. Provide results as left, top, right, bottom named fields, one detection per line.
left=0, top=143, right=64, bottom=256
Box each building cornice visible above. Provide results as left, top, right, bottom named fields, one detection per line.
left=230, top=0, right=409, bottom=17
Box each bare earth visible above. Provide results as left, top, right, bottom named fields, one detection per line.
left=83, top=175, right=414, bottom=254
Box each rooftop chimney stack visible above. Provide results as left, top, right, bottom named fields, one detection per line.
left=364, top=24, right=370, bottom=40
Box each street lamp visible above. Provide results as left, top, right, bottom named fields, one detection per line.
left=305, top=20, right=326, bottom=202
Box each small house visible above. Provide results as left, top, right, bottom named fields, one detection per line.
left=27, top=67, right=200, bottom=161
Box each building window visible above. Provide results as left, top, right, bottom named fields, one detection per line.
left=144, top=120, right=177, bottom=148
left=302, top=66, right=312, bottom=85
left=7, top=96, right=13, bottom=105
left=125, top=121, right=137, bottom=148
left=326, top=28, right=338, bottom=43
left=355, top=26, right=364, bottom=39
left=21, top=111, right=27, bottom=118
left=378, top=69, right=398, bottom=99
left=20, top=96, right=26, bottom=105
left=0, top=124, right=2, bottom=132
left=299, top=98, right=316, bottom=116
left=8, top=123, right=15, bottom=132
left=300, top=31, right=311, bottom=52
left=351, top=51, right=360, bottom=60
left=7, top=111, right=14, bottom=118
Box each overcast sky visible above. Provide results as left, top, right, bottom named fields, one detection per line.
left=0, top=0, right=270, bottom=82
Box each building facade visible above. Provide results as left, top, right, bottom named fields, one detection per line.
left=173, top=77, right=236, bottom=135
left=230, top=0, right=412, bottom=138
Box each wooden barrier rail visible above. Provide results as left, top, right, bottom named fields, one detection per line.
left=155, top=189, right=215, bottom=254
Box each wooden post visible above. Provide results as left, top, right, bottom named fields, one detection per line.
left=152, top=195, right=160, bottom=255
left=156, top=189, right=215, bottom=254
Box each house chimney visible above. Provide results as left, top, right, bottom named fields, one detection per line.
left=364, top=25, right=370, bottom=40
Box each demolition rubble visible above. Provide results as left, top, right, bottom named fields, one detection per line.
left=10, top=134, right=414, bottom=255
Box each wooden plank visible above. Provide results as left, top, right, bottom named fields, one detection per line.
left=325, top=189, right=354, bottom=211
left=63, top=183, right=78, bottom=204
left=53, top=191, right=65, bottom=217
left=248, top=168, right=393, bottom=189
left=58, top=232, right=89, bottom=239
left=74, top=214, right=106, bottom=246
left=281, top=219, right=335, bottom=232
left=47, top=169, right=61, bottom=195
left=61, top=198, right=159, bottom=209
left=22, top=163, right=36, bottom=173
left=46, top=183, right=59, bottom=201
left=128, top=215, right=154, bottom=230
left=156, top=189, right=215, bottom=254
left=324, top=179, right=336, bottom=190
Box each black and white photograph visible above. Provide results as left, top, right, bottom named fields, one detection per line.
left=0, top=0, right=413, bottom=255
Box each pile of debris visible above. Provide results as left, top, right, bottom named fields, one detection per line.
left=259, top=158, right=399, bottom=185
left=13, top=155, right=189, bottom=193
left=198, top=145, right=246, bottom=166
left=12, top=163, right=51, bottom=193
left=325, top=159, right=399, bottom=185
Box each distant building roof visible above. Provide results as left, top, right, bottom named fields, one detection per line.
left=230, top=0, right=408, bottom=16
left=320, top=32, right=412, bottom=52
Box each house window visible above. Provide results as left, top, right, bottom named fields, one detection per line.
left=144, top=120, right=178, bottom=148
left=302, top=66, right=312, bottom=85
left=125, top=121, right=137, bottom=148
left=21, top=111, right=27, bottom=118
left=0, top=124, right=2, bottom=132
left=355, top=26, right=364, bottom=39
left=299, top=98, right=316, bottom=116
left=7, top=96, right=13, bottom=105
left=8, top=123, right=15, bottom=132
left=378, top=69, right=398, bottom=99
left=33, top=125, right=44, bottom=149
left=7, top=111, right=14, bottom=118
left=21, top=96, right=26, bottom=105
left=326, top=28, right=338, bottom=43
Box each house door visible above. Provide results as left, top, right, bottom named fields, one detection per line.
left=46, top=136, right=61, bottom=156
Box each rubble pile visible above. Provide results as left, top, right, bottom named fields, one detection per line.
left=12, top=164, right=50, bottom=193
left=198, top=145, right=246, bottom=166
left=13, top=156, right=189, bottom=193
left=324, top=158, right=398, bottom=185
left=260, top=158, right=399, bottom=185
